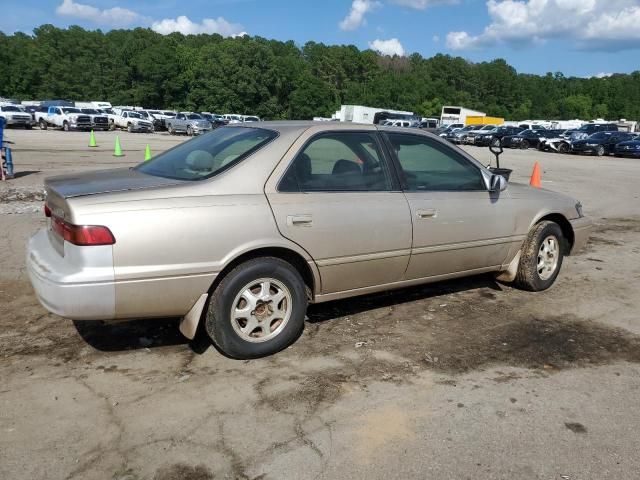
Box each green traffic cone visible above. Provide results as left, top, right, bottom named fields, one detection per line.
left=113, top=136, right=124, bottom=157
left=89, top=130, right=97, bottom=147
left=144, top=144, right=152, bottom=161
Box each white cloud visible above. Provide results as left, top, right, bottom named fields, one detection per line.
left=56, top=0, right=141, bottom=26
left=446, top=0, right=640, bottom=51
left=369, top=38, right=406, bottom=56
left=151, top=15, right=246, bottom=37
left=340, top=0, right=381, bottom=31
left=593, top=72, right=613, bottom=78
left=392, top=0, right=458, bottom=9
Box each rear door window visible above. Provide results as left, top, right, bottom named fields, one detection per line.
left=279, top=132, right=393, bottom=192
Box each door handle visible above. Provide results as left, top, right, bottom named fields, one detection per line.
left=287, top=215, right=313, bottom=227
left=416, top=209, right=437, bottom=219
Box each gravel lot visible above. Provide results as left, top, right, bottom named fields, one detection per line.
left=1, top=128, right=640, bottom=480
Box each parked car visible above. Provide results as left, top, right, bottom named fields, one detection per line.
left=36, top=106, right=92, bottom=131
left=518, top=123, right=547, bottom=131
left=502, top=129, right=546, bottom=149
left=614, top=136, right=640, bottom=157
left=445, top=125, right=478, bottom=144
left=223, top=114, right=243, bottom=124
left=539, top=131, right=573, bottom=154
left=110, top=110, right=154, bottom=133
left=137, top=110, right=163, bottom=131
left=566, top=123, right=618, bottom=142
left=27, top=122, right=591, bottom=359
left=436, top=123, right=465, bottom=138
left=201, top=113, right=227, bottom=129
left=571, top=131, right=636, bottom=156
left=536, top=129, right=568, bottom=151
left=462, top=125, right=496, bottom=144
left=0, top=104, right=34, bottom=128
left=474, top=126, right=524, bottom=147
left=79, top=108, right=110, bottom=131
left=166, top=112, right=212, bottom=136
left=241, top=115, right=261, bottom=123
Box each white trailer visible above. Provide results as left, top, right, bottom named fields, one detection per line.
left=333, top=105, right=416, bottom=124
left=440, top=106, right=485, bottom=126
left=75, top=101, right=113, bottom=110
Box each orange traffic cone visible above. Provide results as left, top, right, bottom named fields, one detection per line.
left=530, top=162, right=541, bottom=188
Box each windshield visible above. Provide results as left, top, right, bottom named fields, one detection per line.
left=480, top=125, right=495, bottom=131
left=579, top=124, right=597, bottom=131
left=81, top=109, right=99, bottom=114
left=187, top=114, right=202, bottom=120
left=127, top=112, right=143, bottom=119
left=62, top=107, right=81, bottom=113
left=2, top=106, right=21, bottom=112
left=163, top=111, right=175, bottom=116
left=136, top=127, right=278, bottom=181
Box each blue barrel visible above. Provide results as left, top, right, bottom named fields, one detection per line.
left=0, top=116, right=4, bottom=146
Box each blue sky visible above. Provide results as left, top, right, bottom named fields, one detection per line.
left=1, top=0, right=639, bottom=77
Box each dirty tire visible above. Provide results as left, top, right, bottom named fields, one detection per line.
left=39, top=119, right=47, bottom=130
left=515, top=221, right=565, bottom=292
left=205, top=257, right=307, bottom=359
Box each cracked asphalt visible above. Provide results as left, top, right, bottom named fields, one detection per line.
left=1, top=129, right=640, bottom=480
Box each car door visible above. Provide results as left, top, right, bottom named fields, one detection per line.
left=176, top=113, right=186, bottom=131
left=265, top=130, right=412, bottom=294
left=384, top=132, right=518, bottom=280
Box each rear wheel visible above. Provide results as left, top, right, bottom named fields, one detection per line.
left=109, top=121, right=116, bottom=131
left=25, top=124, right=33, bottom=130
left=39, top=119, right=48, bottom=130
left=515, top=221, right=565, bottom=291
left=205, top=257, right=307, bottom=359
left=521, top=140, right=530, bottom=149
left=168, top=125, right=175, bottom=135
left=187, top=125, right=194, bottom=136
left=595, top=145, right=605, bottom=157
left=558, top=143, right=569, bottom=154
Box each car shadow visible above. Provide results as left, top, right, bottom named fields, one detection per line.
left=73, top=317, right=189, bottom=352
left=307, top=273, right=503, bottom=323
left=72, top=274, right=503, bottom=355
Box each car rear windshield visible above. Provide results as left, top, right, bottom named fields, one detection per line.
left=136, top=126, right=278, bottom=181
left=187, top=114, right=202, bottom=120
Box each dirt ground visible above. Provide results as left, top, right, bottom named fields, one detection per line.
left=1, top=128, right=640, bottom=480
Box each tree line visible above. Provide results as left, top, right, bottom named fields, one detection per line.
left=1, top=25, right=639, bottom=121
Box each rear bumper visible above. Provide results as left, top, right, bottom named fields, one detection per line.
left=570, top=216, right=592, bottom=253
left=26, top=229, right=116, bottom=320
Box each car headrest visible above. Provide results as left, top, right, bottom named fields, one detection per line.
left=332, top=159, right=361, bottom=175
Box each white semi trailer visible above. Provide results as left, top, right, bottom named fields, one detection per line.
left=440, top=106, right=485, bottom=126
left=333, top=105, right=417, bottom=124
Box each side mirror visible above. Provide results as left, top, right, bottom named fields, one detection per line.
left=490, top=174, right=508, bottom=192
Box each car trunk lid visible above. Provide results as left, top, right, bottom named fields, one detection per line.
left=45, top=168, right=185, bottom=199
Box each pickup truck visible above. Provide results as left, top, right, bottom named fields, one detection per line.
left=166, top=112, right=212, bottom=136
left=79, top=108, right=110, bottom=131
left=0, top=104, right=34, bottom=129
left=36, top=106, right=92, bottom=131
left=109, top=110, right=154, bottom=133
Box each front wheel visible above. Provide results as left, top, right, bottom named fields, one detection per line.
left=127, top=123, right=133, bottom=133
left=521, top=140, right=530, bottom=149
left=205, top=257, right=308, bottom=359
left=62, top=121, right=69, bottom=132
left=187, top=126, right=193, bottom=136
left=515, top=221, right=565, bottom=291
left=39, top=119, right=48, bottom=130
left=595, top=145, right=605, bottom=157
left=558, top=143, right=569, bottom=154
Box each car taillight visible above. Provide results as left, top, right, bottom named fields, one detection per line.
left=51, top=215, right=115, bottom=246
left=44, top=204, right=52, bottom=217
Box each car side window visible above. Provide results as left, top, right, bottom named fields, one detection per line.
left=279, top=132, right=393, bottom=192
left=387, top=134, right=486, bottom=192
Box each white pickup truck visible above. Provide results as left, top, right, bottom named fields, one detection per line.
left=109, top=110, right=154, bottom=133
left=0, top=104, right=34, bottom=129
left=36, top=106, right=92, bottom=131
